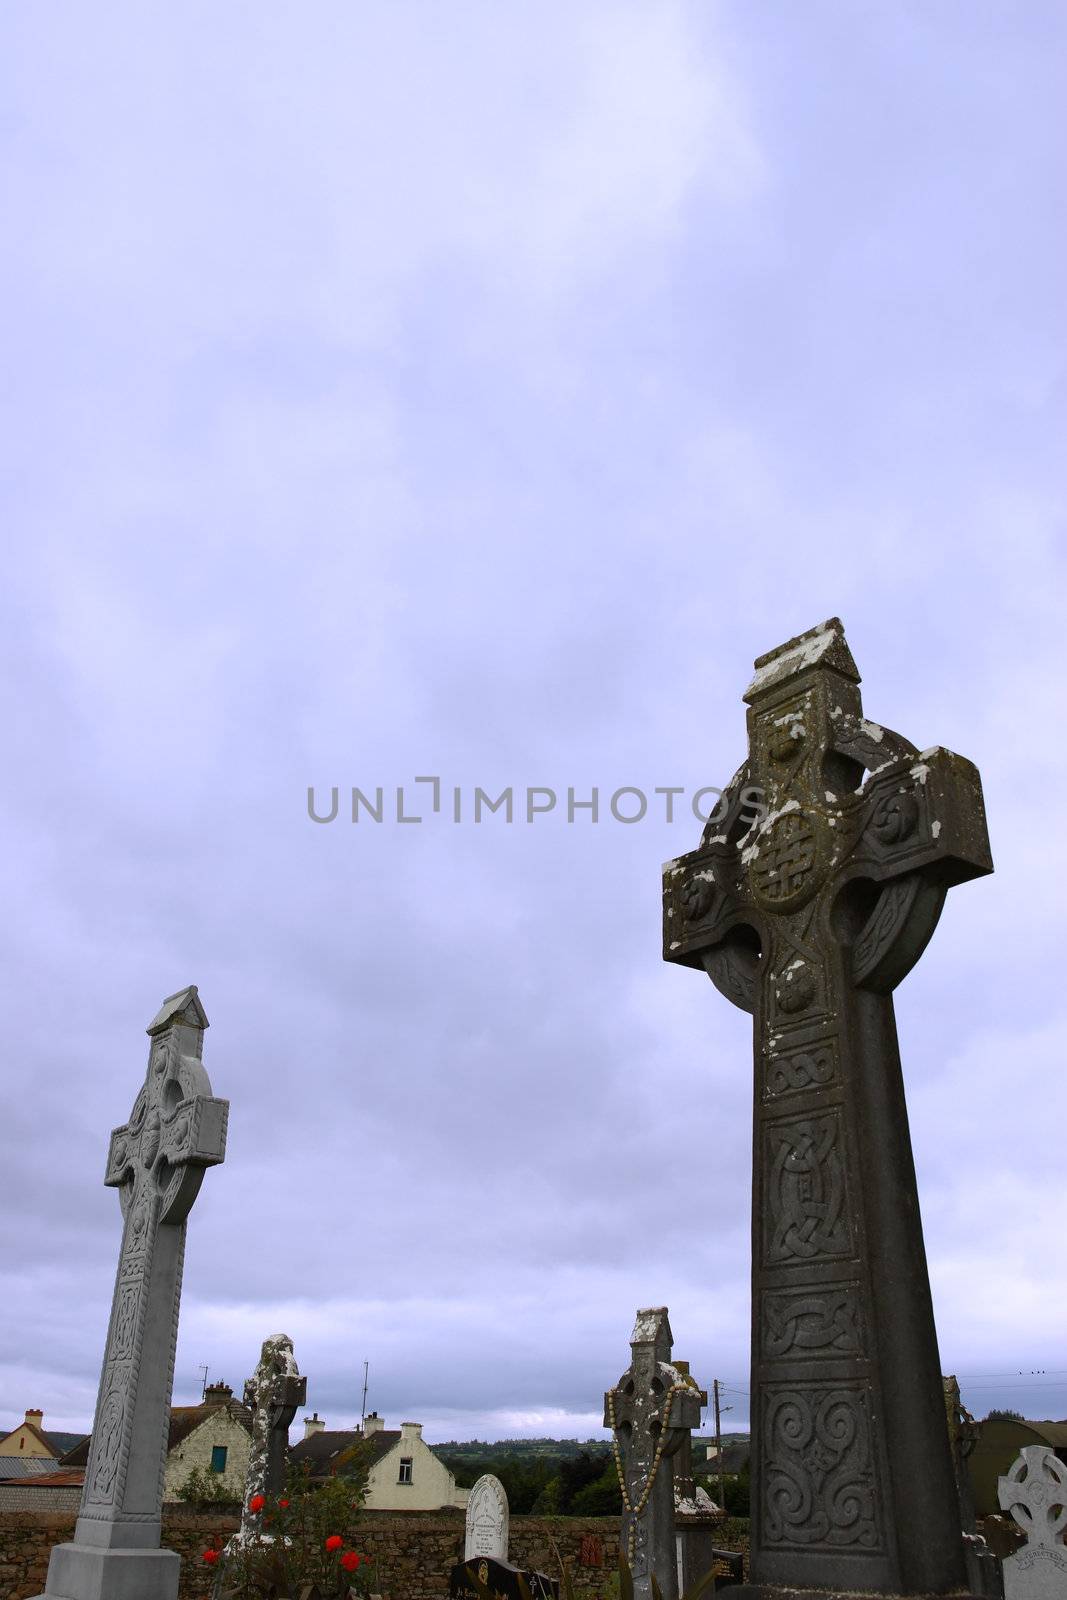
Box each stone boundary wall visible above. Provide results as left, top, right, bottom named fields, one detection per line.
left=0, top=1490, right=81, bottom=1516
left=0, top=1509, right=749, bottom=1600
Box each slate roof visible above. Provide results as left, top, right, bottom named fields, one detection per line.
left=0, top=1457, right=71, bottom=1479
left=43, top=1432, right=86, bottom=1457
left=290, top=1429, right=400, bottom=1478
left=701, top=1441, right=750, bottom=1474
left=167, top=1399, right=252, bottom=1452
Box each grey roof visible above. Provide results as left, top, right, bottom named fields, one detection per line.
left=0, top=1457, right=69, bottom=1479
left=44, top=1431, right=86, bottom=1457
left=290, top=1429, right=401, bottom=1477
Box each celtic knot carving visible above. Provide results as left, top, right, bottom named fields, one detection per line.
left=852, top=877, right=920, bottom=985
left=751, top=811, right=820, bottom=911
left=764, top=1386, right=880, bottom=1550
left=764, top=1044, right=836, bottom=1099
left=86, top=1388, right=125, bottom=1503
left=765, top=1113, right=851, bottom=1263
left=763, top=1287, right=862, bottom=1358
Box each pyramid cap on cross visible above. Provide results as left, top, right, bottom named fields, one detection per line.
left=146, top=985, right=209, bottom=1036
left=631, top=1307, right=672, bottom=1351
left=744, top=617, right=861, bottom=704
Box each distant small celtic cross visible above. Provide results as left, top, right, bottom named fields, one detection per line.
left=663, top=619, right=992, bottom=1600
left=999, top=1447, right=1067, bottom=1549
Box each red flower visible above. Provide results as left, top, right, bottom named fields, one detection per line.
left=248, top=1494, right=265, bottom=1513
left=325, top=1535, right=344, bottom=1552
left=278, top=1499, right=290, bottom=1508
left=202, top=1550, right=220, bottom=1566
left=340, top=1552, right=361, bottom=1572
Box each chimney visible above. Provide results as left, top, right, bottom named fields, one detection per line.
left=203, top=1382, right=233, bottom=1404
left=303, top=1412, right=325, bottom=1440
left=25, top=1409, right=43, bottom=1429
left=400, top=1422, right=422, bottom=1442
left=363, top=1411, right=384, bottom=1437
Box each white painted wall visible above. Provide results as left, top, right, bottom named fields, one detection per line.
left=362, top=1423, right=469, bottom=1512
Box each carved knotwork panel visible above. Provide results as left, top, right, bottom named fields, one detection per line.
left=762, top=1284, right=864, bottom=1359
left=749, top=809, right=826, bottom=913
left=764, top=1111, right=852, bottom=1265
left=763, top=1383, right=881, bottom=1551
left=763, top=1038, right=838, bottom=1101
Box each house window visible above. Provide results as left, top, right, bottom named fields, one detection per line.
left=210, top=1445, right=228, bottom=1474
left=398, top=1457, right=413, bottom=1484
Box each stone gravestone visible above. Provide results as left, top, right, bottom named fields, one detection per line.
left=450, top=1475, right=555, bottom=1600
left=464, top=1473, right=509, bottom=1562
left=35, top=987, right=227, bottom=1600
left=663, top=619, right=992, bottom=1600
left=998, top=1448, right=1067, bottom=1600
left=238, top=1334, right=306, bottom=1539
left=605, top=1308, right=702, bottom=1600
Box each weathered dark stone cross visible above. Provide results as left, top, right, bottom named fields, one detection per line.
left=240, top=1333, right=307, bottom=1537
left=663, top=620, right=991, bottom=1600
left=605, top=1308, right=702, bottom=1600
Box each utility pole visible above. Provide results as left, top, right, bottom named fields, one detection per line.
left=198, top=1364, right=209, bottom=1401
left=713, top=1380, right=732, bottom=1512
left=360, top=1360, right=369, bottom=1429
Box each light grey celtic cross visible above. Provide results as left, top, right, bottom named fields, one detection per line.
left=664, top=620, right=992, bottom=1600
left=239, top=1334, right=306, bottom=1538
left=605, top=1309, right=702, bottom=1600
left=998, top=1448, right=1067, bottom=1600
left=37, top=986, right=227, bottom=1600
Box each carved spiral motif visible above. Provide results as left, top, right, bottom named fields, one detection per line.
left=870, top=791, right=918, bottom=844
left=681, top=877, right=715, bottom=922
left=777, top=963, right=816, bottom=1014
left=764, top=1387, right=879, bottom=1549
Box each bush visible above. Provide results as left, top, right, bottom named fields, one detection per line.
left=176, top=1467, right=241, bottom=1510
left=213, top=1460, right=375, bottom=1599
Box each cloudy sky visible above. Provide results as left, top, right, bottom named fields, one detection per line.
left=2, top=2, right=1064, bottom=1450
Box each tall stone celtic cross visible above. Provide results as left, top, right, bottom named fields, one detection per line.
left=239, top=1333, right=306, bottom=1538
left=663, top=620, right=992, bottom=1600
left=38, top=986, right=227, bottom=1600
left=605, top=1308, right=702, bottom=1600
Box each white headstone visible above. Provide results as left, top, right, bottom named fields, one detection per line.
left=998, top=1445, right=1067, bottom=1600
left=464, top=1474, right=509, bottom=1563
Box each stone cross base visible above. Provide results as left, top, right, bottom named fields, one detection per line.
left=34, top=1541, right=179, bottom=1600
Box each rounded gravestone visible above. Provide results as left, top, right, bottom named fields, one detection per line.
left=464, top=1473, right=509, bottom=1563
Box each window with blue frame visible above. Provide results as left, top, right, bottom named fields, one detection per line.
left=210, top=1445, right=228, bottom=1474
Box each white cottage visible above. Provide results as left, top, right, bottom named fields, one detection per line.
left=290, top=1412, right=468, bottom=1511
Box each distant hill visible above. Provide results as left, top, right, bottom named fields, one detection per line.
left=431, top=1437, right=612, bottom=1461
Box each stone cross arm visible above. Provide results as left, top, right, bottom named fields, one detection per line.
left=242, top=1372, right=307, bottom=1413
left=604, top=1374, right=702, bottom=1439
left=105, top=1091, right=227, bottom=1225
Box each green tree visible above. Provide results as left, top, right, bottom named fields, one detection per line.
left=569, top=1461, right=622, bottom=1517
